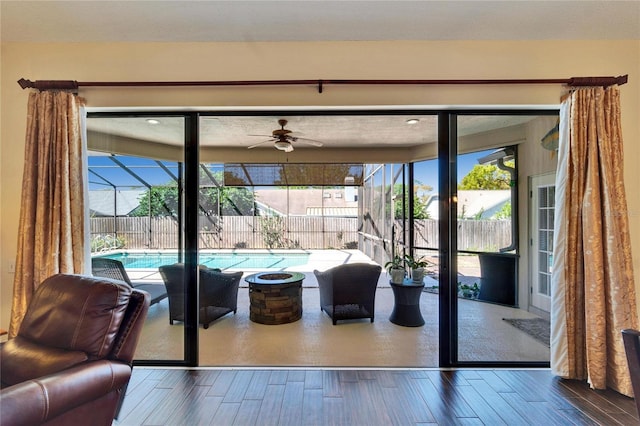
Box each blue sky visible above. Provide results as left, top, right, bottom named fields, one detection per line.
left=88, top=156, right=180, bottom=190
left=413, top=149, right=494, bottom=192
left=88, top=150, right=492, bottom=192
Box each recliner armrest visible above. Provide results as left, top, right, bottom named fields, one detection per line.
left=0, top=336, right=88, bottom=386
left=0, top=359, right=131, bottom=426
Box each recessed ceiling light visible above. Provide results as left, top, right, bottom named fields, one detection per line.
left=405, top=119, right=420, bottom=125
left=146, top=119, right=160, bottom=125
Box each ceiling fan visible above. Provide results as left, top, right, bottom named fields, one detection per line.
left=247, top=119, right=324, bottom=153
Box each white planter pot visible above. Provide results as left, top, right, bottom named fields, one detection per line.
left=389, top=268, right=405, bottom=284
left=411, top=267, right=425, bottom=283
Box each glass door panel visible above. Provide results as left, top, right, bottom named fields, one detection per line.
left=412, top=159, right=439, bottom=366
left=530, top=173, right=555, bottom=313
left=455, top=114, right=554, bottom=363
left=86, top=115, right=186, bottom=363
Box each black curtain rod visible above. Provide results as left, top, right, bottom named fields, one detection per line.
left=17, top=75, right=628, bottom=93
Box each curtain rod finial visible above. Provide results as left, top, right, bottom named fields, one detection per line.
left=18, top=78, right=33, bottom=89
left=17, top=78, right=79, bottom=91
left=568, top=75, right=629, bottom=87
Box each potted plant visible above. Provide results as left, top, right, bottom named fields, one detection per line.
left=384, top=254, right=406, bottom=284
left=457, top=282, right=480, bottom=299
left=404, top=253, right=430, bottom=283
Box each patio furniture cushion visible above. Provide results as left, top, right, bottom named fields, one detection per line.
left=314, top=263, right=381, bottom=325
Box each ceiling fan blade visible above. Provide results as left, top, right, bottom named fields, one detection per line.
left=247, top=134, right=273, bottom=137
left=295, top=137, right=324, bottom=147
left=247, top=139, right=273, bottom=149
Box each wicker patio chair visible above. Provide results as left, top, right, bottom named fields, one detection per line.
left=313, top=262, right=382, bottom=325
left=91, top=257, right=168, bottom=306
left=159, top=263, right=243, bottom=329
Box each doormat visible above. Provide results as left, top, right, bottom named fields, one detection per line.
left=502, top=318, right=550, bottom=347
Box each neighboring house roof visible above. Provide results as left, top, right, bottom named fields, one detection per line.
left=255, top=188, right=357, bottom=216
left=89, top=188, right=358, bottom=218
left=426, top=190, right=510, bottom=219
left=89, top=189, right=145, bottom=217
left=254, top=200, right=286, bottom=217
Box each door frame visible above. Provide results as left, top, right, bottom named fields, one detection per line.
left=528, top=172, right=555, bottom=318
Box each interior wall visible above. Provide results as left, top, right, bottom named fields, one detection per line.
left=1, top=40, right=639, bottom=330
left=518, top=116, right=561, bottom=310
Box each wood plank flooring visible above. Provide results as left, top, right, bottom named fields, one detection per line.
left=114, top=368, right=638, bottom=426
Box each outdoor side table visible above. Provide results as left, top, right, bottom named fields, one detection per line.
left=389, top=279, right=425, bottom=327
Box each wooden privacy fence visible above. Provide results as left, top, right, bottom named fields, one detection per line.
left=91, top=217, right=511, bottom=251
left=91, top=216, right=359, bottom=250
left=412, top=219, right=513, bottom=251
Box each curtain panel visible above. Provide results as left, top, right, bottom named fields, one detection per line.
left=8, top=91, right=86, bottom=337
left=551, top=86, right=638, bottom=397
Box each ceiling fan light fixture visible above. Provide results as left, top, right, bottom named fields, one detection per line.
left=274, top=140, right=292, bottom=151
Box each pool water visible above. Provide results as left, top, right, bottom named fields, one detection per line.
left=94, top=251, right=310, bottom=270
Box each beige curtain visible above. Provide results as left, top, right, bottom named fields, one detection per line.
left=551, top=86, right=638, bottom=396
left=8, top=91, right=86, bottom=337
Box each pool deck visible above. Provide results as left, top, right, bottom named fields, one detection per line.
left=124, top=249, right=386, bottom=287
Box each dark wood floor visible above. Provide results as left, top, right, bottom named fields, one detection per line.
left=114, top=368, right=638, bottom=426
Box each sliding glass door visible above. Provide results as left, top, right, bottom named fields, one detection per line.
left=86, top=114, right=191, bottom=364
left=86, top=109, right=558, bottom=368
left=451, top=113, right=556, bottom=365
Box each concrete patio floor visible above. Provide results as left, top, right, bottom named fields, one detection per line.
left=131, top=250, right=550, bottom=366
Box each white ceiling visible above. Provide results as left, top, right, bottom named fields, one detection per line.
left=2, top=1, right=639, bottom=43
left=3, top=1, right=624, bottom=157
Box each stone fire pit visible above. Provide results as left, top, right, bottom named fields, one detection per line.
left=245, top=272, right=305, bottom=325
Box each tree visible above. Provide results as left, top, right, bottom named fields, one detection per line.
left=131, top=184, right=179, bottom=217
left=458, top=163, right=513, bottom=190
left=493, top=201, right=512, bottom=220
left=392, top=181, right=433, bottom=219
left=130, top=171, right=255, bottom=217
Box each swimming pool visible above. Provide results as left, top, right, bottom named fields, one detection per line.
left=94, top=251, right=310, bottom=270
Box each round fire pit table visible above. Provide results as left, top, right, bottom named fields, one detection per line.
left=245, top=272, right=305, bottom=325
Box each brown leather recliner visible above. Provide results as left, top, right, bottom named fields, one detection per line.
left=0, top=273, right=150, bottom=426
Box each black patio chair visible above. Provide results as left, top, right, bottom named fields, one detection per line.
left=91, top=257, right=168, bottom=306
left=314, top=263, right=381, bottom=325
left=159, top=263, right=243, bottom=329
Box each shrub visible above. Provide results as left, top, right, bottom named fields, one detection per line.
left=91, top=234, right=126, bottom=253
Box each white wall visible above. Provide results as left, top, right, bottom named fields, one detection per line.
left=518, top=116, right=560, bottom=310
left=2, top=40, right=639, bottom=329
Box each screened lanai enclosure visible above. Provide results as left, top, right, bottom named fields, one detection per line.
left=89, top=159, right=367, bottom=251
left=89, top=157, right=511, bottom=269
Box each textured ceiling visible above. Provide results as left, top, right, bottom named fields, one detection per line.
left=86, top=113, right=539, bottom=151
left=2, top=1, right=639, bottom=42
